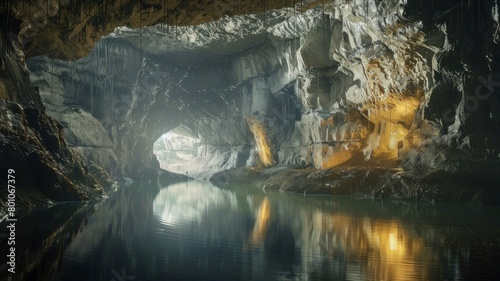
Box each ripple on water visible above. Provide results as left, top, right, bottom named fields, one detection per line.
left=3, top=180, right=500, bottom=281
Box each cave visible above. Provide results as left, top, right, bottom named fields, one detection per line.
left=153, top=126, right=202, bottom=177
left=1, top=0, right=500, bottom=280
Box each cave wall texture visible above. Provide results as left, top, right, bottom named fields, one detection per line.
left=1, top=0, right=500, bottom=213
left=0, top=28, right=112, bottom=215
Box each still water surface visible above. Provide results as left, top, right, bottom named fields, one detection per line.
left=2, top=180, right=500, bottom=280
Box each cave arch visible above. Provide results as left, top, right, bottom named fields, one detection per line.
left=153, top=125, right=202, bottom=177
left=26, top=10, right=328, bottom=182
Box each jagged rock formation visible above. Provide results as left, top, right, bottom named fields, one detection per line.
left=26, top=9, right=320, bottom=180
left=5, top=0, right=322, bottom=60
left=0, top=35, right=113, bottom=217
left=1, top=0, right=500, bottom=208
left=0, top=97, right=111, bottom=213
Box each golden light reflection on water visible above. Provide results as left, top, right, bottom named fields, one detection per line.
left=247, top=197, right=271, bottom=247
left=151, top=185, right=436, bottom=280
left=302, top=210, right=431, bottom=281
left=10, top=179, right=500, bottom=281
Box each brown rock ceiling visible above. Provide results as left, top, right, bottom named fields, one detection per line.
left=5, top=0, right=323, bottom=60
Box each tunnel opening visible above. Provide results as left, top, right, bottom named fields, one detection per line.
left=153, top=125, right=201, bottom=177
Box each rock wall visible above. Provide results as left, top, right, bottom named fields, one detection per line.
left=27, top=1, right=500, bottom=185
left=6, top=0, right=324, bottom=60
left=26, top=9, right=321, bottom=179
left=2, top=0, right=500, bottom=205
left=0, top=33, right=113, bottom=217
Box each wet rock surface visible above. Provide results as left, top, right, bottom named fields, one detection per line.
left=0, top=100, right=111, bottom=217
left=212, top=155, right=500, bottom=205
left=0, top=34, right=113, bottom=216
left=1, top=0, right=500, bottom=208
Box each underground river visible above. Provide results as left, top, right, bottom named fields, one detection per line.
left=1, top=180, right=500, bottom=280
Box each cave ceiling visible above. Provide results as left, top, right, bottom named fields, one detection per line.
left=5, top=0, right=324, bottom=60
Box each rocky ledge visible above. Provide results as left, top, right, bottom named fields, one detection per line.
left=212, top=151, right=500, bottom=205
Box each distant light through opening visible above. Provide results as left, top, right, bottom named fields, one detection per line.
left=153, top=127, right=201, bottom=175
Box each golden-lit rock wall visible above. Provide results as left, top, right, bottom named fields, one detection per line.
left=246, top=118, right=275, bottom=167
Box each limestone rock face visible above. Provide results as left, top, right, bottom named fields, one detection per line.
left=0, top=34, right=43, bottom=109
left=4, top=0, right=324, bottom=60
left=26, top=9, right=321, bottom=179
left=29, top=55, right=120, bottom=177
left=27, top=1, right=500, bottom=187
left=0, top=35, right=112, bottom=217
left=0, top=100, right=110, bottom=215
left=2, top=0, right=500, bottom=205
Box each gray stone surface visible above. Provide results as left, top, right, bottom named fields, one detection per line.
left=11, top=0, right=500, bottom=203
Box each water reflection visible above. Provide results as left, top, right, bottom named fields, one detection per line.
left=1, top=180, right=500, bottom=280
left=247, top=197, right=271, bottom=247
left=301, top=213, right=430, bottom=281
left=153, top=181, right=237, bottom=226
